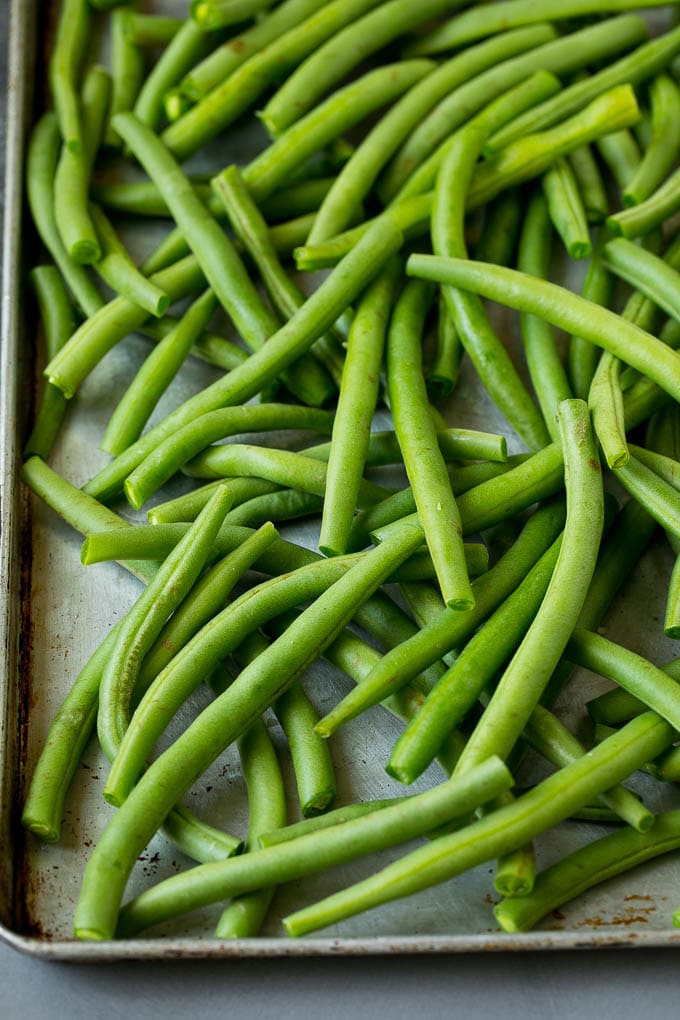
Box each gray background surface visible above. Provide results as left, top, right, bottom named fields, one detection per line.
left=2, top=4, right=680, bottom=1016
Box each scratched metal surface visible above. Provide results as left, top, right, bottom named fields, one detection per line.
left=2, top=0, right=680, bottom=960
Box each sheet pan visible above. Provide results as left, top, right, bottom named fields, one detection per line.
left=2, top=0, right=680, bottom=959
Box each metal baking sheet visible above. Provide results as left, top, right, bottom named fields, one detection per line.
left=3, top=0, right=680, bottom=960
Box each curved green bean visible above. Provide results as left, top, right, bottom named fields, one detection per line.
left=104, top=8, right=146, bottom=149
left=407, top=255, right=680, bottom=405
left=568, top=145, right=609, bottom=224
left=624, top=74, right=680, bottom=205
left=542, top=158, right=591, bottom=260
left=125, top=403, right=335, bottom=508
left=452, top=400, right=603, bottom=773
left=54, top=65, right=110, bottom=265
left=608, top=166, right=680, bottom=238
left=602, top=237, right=680, bottom=322
left=24, top=266, right=77, bottom=460
left=496, top=809, right=680, bottom=933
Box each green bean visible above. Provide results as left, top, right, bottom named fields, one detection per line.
left=566, top=629, right=680, bottom=733
left=625, top=74, right=680, bottom=205
left=242, top=61, right=434, bottom=205
left=474, top=190, right=522, bottom=267
left=496, top=809, right=680, bottom=933
left=82, top=215, right=403, bottom=501
left=387, top=278, right=474, bottom=608
left=283, top=713, right=673, bottom=936
left=122, top=12, right=183, bottom=48
left=214, top=717, right=286, bottom=939
left=116, top=755, right=511, bottom=938
left=603, top=237, right=680, bottom=323
left=261, top=0, right=474, bottom=135
left=134, top=19, right=217, bottom=132
left=91, top=178, right=216, bottom=218
left=73, top=521, right=426, bottom=939
left=568, top=145, right=609, bottom=225
left=137, top=523, right=280, bottom=694
left=237, top=625, right=336, bottom=817
left=407, top=255, right=680, bottom=406
left=587, top=658, right=680, bottom=725
left=161, top=0, right=390, bottom=160
left=320, top=499, right=566, bottom=739
left=101, top=290, right=218, bottom=457
left=613, top=454, right=680, bottom=543
left=211, top=165, right=338, bottom=397
left=22, top=456, right=157, bottom=585
left=356, top=445, right=564, bottom=549
left=542, top=159, right=591, bottom=260
left=408, top=0, right=666, bottom=55
left=608, top=165, right=680, bottom=238
left=179, top=0, right=330, bottom=102
left=24, top=267, right=77, bottom=461
left=426, top=291, right=463, bottom=399
left=595, top=128, right=642, bottom=194
left=589, top=352, right=627, bottom=469
left=259, top=177, right=336, bottom=222
left=125, top=403, right=334, bottom=509
left=567, top=241, right=613, bottom=400
left=89, top=204, right=170, bottom=317
left=621, top=319, right=680, bottom=429
left=385, top=535, right=564, bottom=783
left=523, top=705, right=653, bottom=832
left=309, top=27, right=554, bottom=245
left=26, top=114, right=103, bottom=316
left=112, top=113, right=278, bottom=350
left=192, top=0, right=275, bottom=30
left=104, top=9, right=146, bottom=149
left=54, top=65, right=111, bottom=266
left=148, top=480, right=236, bottom=524
left=451, top=401, right=603, bottom=774
left=142, top=317, right=248, bottom=374
left=469, top=86, right=641, bottom=209
left=318, top=262, right=399, bottom=557
left=487, top=23, right=680, bottom=153
left=181, top=445, right=393, bottom=510
left=49, top=0, right=90, bottom=153
left=431, top=78, right=555, bottom=452
left=382, top=15, right=646, bottom=203
left=46, top=254, right=205, bottom=398
left=319, top=623, right=464, bottom=774
left=97, top=486, right=233, bottom=773
left=517, top=191, right=572, bottom=442
left=258, top=799, right=400, bottom=849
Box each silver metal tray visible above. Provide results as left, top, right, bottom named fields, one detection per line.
left=2, top=0, right=680, bottom=960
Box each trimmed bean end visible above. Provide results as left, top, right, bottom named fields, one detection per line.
left=70, top=239, right=102, bottom=265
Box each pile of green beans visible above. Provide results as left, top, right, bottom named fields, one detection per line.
left=19, top=0, right=680, bottom=946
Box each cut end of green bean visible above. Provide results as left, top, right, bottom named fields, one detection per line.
left=494, top=873, right=534, bottom=898
left=70, top=238, right=102, bottom=265
left=569, top=240, right=593, bottom=261
left=302, top=787, right=337, bottom=818
left=21, top=816, right=60, bottom=843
